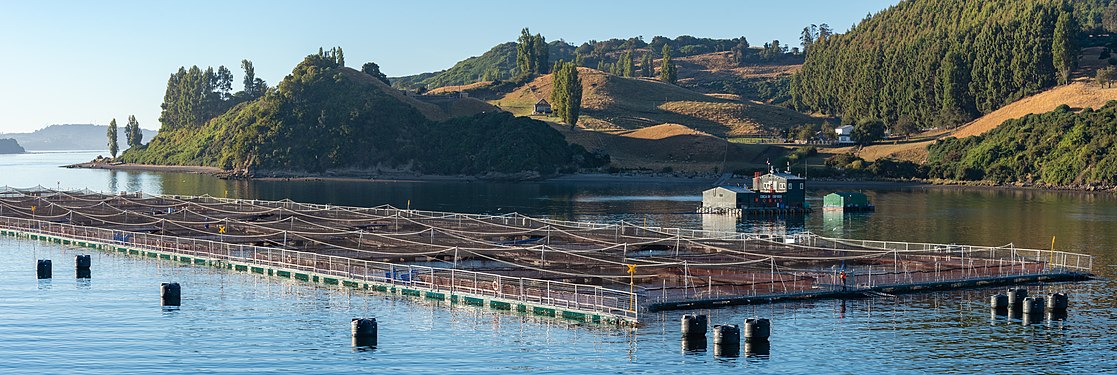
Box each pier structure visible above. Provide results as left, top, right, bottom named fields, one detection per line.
left=0, top=187, right=1093, bottom=325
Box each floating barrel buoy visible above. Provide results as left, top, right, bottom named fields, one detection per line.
left=743, top=318, right=771, bottom=343
left=713, top=324, right=740, bottom=346
left=351, top=318, right=378, bottom=347
left=161, top=282, right=181, bottom=307
left=1021, top=296, right=1044, bottom=324
left=75, top=255, right=91, bottom=269
left=36, top=259, right=51, bottom=279
left=1047, top=293, right=1068, bottom=311
left=76, top=255, right=91, bottom=278
left=1006, top=288, right=1028, bottom=311
left=990, top=294, right=1009, bottom=316
left=681, top=314, right=708, bottom=337
left=713, top=324, right=740, bottom=357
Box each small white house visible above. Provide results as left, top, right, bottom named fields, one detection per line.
left=835, top=125, right=855, bottom=144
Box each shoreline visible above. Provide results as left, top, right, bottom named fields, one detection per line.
left=64, top=161, right=1116, bottom=193
left=65, top=161, right=225, bottom=174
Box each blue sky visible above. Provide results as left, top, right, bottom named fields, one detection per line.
left=0, top=0, right=898, bottom=133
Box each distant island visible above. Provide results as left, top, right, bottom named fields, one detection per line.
left=0, top=139, right=25, bottom=154
left=0, top=124, right=157, bottom=151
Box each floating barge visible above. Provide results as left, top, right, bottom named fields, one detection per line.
left=823, top=192, right=875, bottom=212
left=0, top=187, right=1093, bottom=326
left=699, top=170, right=812, bottom=215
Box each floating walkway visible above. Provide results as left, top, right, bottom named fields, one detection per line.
left=0, top=187, right=1094, bottom=326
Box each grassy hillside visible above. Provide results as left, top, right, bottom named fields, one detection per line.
left=122, top=53, right=594, bottom=177
left=494, top=67, right=819, bottom=136
left=551, top=122, right=784, bottom=173
left=391, top=34, right=794, bottom=92
left=391, top=42, right=576, bottom=89
left=675, top=51, right=798, bottom=104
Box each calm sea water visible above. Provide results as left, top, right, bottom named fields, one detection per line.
left=1, top=151, right=1115, bottom=373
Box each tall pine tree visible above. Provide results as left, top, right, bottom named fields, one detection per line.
left=517, top=28, right=536, bottom=77
left=640, top=53, right=653, bottom=77
left=516, top=29, right=548, bottom=76
left=621, top=50, right=634, bottom=77
left=533, top=34, right=549, bottom=74
left=660, top=45, right=677, bottom=84
left=550, top=62, right=582, bottom=127
left=1053, top=10, right=1077, bottom=85
left=124, top=117, right=136, bottom=148
left=107, top=118, right=118, bottom=158
left=126, top=115, right=143, bottom=147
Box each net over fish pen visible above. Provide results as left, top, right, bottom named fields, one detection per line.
left=0, top=187, right=1094, bottom=324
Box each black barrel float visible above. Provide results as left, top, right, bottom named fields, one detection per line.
left=75, top=254, right=91, bottom=269
left=1021, top=296, right=1045, bottom=325
left=1007, top=288, right=1028, bottom=311
left=681, top=314, right=708, bottom=337
left=76, top=255, right=91, bottom=278
left=161, top=282, right=181, bottom=307
left=352, top=318, right=378, bottom=347
left=743, top=318, right=771, bottom=343
left=1047, top=293, right=1069, bottom=312
left=36, top=259, right=51, bottom=279
left=990, top=294, right=1009, bottom=315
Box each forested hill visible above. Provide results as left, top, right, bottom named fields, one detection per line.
left=926, top=102, right=1117, bottom=187
left=391, top=34, right=764, bottom=90
left=122, top=51, right=598, bottom=177
left=791, top=0, right=1115, bottom=132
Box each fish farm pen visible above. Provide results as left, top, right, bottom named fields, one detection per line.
left=0, top=187, right=1094, bottom=325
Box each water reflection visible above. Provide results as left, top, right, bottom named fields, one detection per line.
left=713, top=343, right=740, bottom=358
left=743, top=341, right=770, bottom=357
left=701, top=214, right=736, bottom=233
left=681, top=336, right=708, bottom=354
left=108, top=170, right=118, bottom=193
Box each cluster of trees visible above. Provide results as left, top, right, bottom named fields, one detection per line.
left=604, top=50, right=636, bottom=77
left=926, top=102, right=1117, bottom=186
left=516, top=28, right=549, bottom=77
left=393, top=32, right=803, bottom=90
left=660, top=45, right=677, bottom=84
left=789, top=122, right=835, bottom=143
left=549, top=61, right=582, bottom=126
left=798, top=24, right=833, bottom=57
left=791, top=0, right=1098, bottom=133
left=105, top=116, right=144, bottom=158
left=125, top=50, right=602, bottom=176
left=823, top=153, right=926, bottom=179
left=574, top=35, right=747, bottom=64
left=159, top=60, right=269, bottom=131
left=850, top=119, right=886, bottom=146
left=361, top=62, right=391, bottom=85
left=786, top=119, right=885, bottom=145
left=1097, top=65, right=1117, bottom=87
